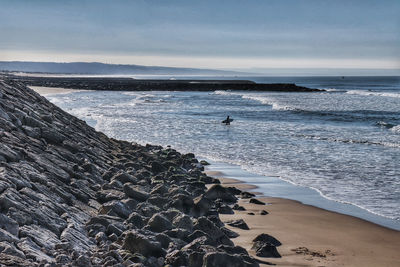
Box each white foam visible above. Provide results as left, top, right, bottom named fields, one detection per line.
left=390, top=125, right=400, bottom=134
left=347, top=90, right=400, bottom=98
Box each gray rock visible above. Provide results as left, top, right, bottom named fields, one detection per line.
left=17, top=237, right=54, bottom=263
left=252, top=233, right=281, bottom=247
left=249, top=198, right=265, bottom=205
left=193, top=217, right=232, bottom=246
left=0, top=241, right=25, bottom=259
left=99, top=200, right=133, bottom=219
left=259, top=210, right=269, bottom=215
left=172, top=214, right=193, bottom=231
left=164, top=249, right=187, bottom=266
left=41, top=128, right=65, bottom=144
left=75, top=254, right=92, bottom=267
left=19, top=225, right=59, bottom=250
left=253, top=242, right=281, bottom=258
left=123, top=231, right=165, bottom=257
left=203, top=184, right=237, bottom=202
left=123, top=184, right=149, bottom=201
left=0, top=228, right=18, bottom=243
left=111, top=172, right=137, bottom=184
left=218, top=204, right=234, bottom=214
left=202, top=252, right=257, bottom=267
left=147, top=213, right=172, bottom=233
left=226, top=219, right=250, bottom=230
left=125, top=212, right=146, bottom=229
left=0, top=213, right=19, bottom=236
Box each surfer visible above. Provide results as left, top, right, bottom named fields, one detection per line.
left=222, top=115, right=231, bottom=125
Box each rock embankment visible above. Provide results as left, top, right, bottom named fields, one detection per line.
left=8, top=75, right=322, bottom=92
left=0, top=78, right=260, bottom=266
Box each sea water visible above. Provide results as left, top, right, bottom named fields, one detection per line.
left=45, top=76, right=400, bottom=228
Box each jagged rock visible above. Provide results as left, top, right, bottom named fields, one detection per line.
left=125, top=212, right=146, bottom=229
left=259, top=210, right=269, bottom=215
left=60, top=226, right=95, bottom=252
left=220, top=227, right=239, bottom=238
left=123, top=231, right=165, bottom=257
left=165, top=249, right=187, bottom=266
left=253, top=242, right=281, bottom=258
left=240, top=192, right=255, bottom=199
left=233, top=204, right=246, bottom=211
left=0, top=229, right=18, bottom=243
left=202, top=252, right=257, bottom=267
left=75, top=254, right=92, bottom=266
left=218, top=204, right=234, bottom=214
left=0, top=241, right=25, bottom=259
left=17, top=237, right=54, bottom=263
left=203, top=184, right=237, bottom=202
left=147, top=213, right=173, bottom=233
left=151, top=161, right=166, bottom=174
left=193, top=217, right=233, bottom=246
left=226, top=219, right=250, bottom=230
left=0, top=213, right=19, bottom=236
left=218, top=245, right=249, bottom=255
left=249, top=198, right=265, bottom=205
left=111, top=172, right=137, bottom=184
left=123, top=184, right=149, bottom=201
left=192, top=195, right=212, bottom=217
left=19, top=225, right=59, bottom=250
left=99, top=200, right=133, bottom=218
left=41, top=128, right=65, bottom=144
left=0, top=253, right=33, bottom=267
left=172, top=213, right=193, bottom=231
left=252, top=233, right=281, bottom=247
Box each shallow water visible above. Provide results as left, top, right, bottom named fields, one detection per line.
left=47, top=76, right=400, bottom=224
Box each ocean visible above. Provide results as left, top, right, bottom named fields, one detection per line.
left=45, top=76, right=400, bottom=228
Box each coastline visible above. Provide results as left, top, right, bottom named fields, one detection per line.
left=210, top=174, right=400, bottom=267
left=32, top=85, right=400, bottom=266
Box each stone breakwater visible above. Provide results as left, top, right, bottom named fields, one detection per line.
left=9, top=75, right=322, bottom=92
left=0, top=78, right=279, bottom=266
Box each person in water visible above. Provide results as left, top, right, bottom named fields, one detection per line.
left=224, top=115, right=231, bottom=125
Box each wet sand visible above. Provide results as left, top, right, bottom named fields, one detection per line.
left=208, top=173, right=400, bottom=267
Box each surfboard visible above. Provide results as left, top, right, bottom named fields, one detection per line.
left=222, top=118, right=234, bottom=123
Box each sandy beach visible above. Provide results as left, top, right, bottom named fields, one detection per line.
left=29, top=86, right=87, bottom=95
left=211, top=175, right=400, bottom=267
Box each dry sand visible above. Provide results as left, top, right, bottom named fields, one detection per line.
left=211, top=175, right=400, bottom=267
left=29, top=86, right=86, bottom=95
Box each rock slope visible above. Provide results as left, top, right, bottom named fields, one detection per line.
left=0, top=78, right=259, bottom=266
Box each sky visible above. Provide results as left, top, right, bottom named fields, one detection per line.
left=0, top=0, right=399, bottom=74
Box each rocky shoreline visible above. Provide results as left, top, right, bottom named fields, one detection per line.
left=0, top=77, right=281, bottom=266
left=7, top=74, right=322, bottom=92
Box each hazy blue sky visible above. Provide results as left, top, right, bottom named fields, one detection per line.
left=0, top=0, right=399, bottom=72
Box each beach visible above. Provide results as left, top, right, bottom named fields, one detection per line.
left=30, top=85, right=400, bottom=266
left=28, top=86, right=87, bottom=95
left=215, top=176, right=400, bottom=267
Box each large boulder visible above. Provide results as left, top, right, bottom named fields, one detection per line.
left=203, top=184, right=237, bottom=202
left=146, top=213, right=173, bottom=233
left=252, top=233, right=281, bottom=247
left=202, top=252, right=258, bottom=267
left=123, top=231, right=165, bottom=257
left=123, top=184, right=149, bottom=201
